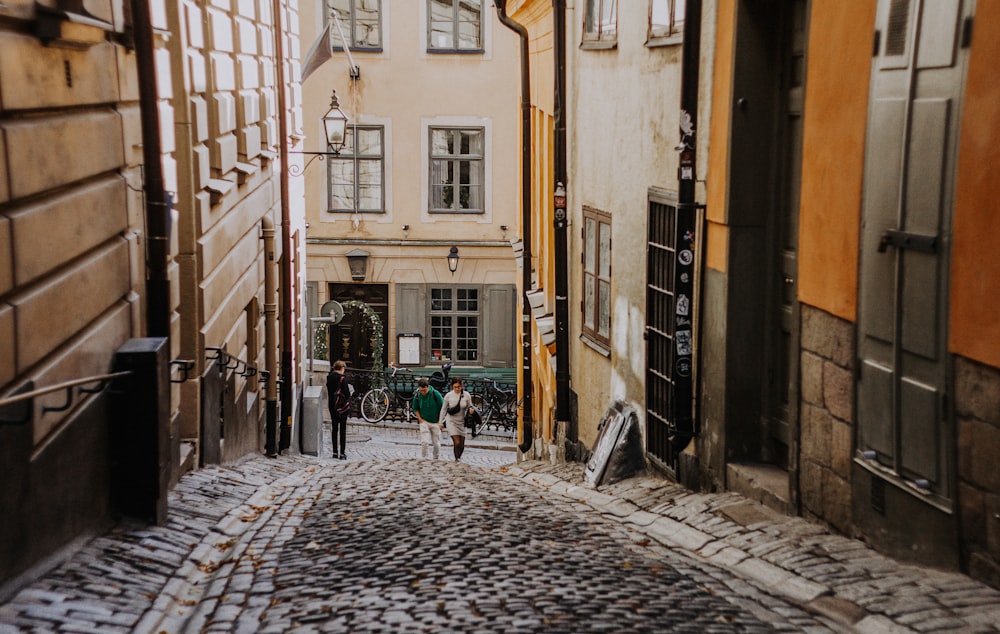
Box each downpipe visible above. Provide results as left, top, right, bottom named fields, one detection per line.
left=495, top=1, right=534, bottom=455
left=262, top=217, right=279, bottom=456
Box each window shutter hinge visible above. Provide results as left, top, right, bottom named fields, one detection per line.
left=872, top=30, right=881, bottom=57
left=961, top=17, right=973, bottom=49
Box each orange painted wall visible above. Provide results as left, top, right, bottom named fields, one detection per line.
left=950, top=0, right=1000, bottom=367
left=796, top=3, right=876, bottom=321
left=705, top=0, right=735, bottom=273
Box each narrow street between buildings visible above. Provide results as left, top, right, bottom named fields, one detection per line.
left=1, top=422, right=998, bottom=633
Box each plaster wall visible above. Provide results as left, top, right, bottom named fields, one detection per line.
left=567, top=1, right=712, bottom=451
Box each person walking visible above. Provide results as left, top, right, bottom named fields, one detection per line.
left=412, top=378, right=444, bottom=459
left=326, top=360, right=352, bottom=460
left=439, top=377, right=474, bottom=462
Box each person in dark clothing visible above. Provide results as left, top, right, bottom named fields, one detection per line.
left=326, top=360, right=352, bottom=460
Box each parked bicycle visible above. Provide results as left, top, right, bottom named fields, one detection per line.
left=470, top=377, right=524, bottom=437
left=360, top=363, right=416, bottom=423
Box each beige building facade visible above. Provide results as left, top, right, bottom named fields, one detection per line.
left=0, top=0, right=306, bottom=586
left=299, top=1, right=520, bottom=377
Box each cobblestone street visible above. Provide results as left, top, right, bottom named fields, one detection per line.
left=1, top=422, right=998, bottom=633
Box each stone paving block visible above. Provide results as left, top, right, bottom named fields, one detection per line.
left=646, top=515, right=712, bottom=551
left=854, top=614, right=918, bottom=633
left=621, top=509, right=660, bottom=527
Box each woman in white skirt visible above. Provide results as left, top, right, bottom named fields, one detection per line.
left=439, top=377, right=474, bottom=462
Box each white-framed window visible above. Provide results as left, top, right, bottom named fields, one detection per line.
left=648, top=0, right=685, bottom=45
left=428, top=127, right=484, bottom=214
left=328, top=125, right=385, bottom=214
left=430, top=287, right=480, bottom=362
left=583, top=0, right=617, bottom=47
left=582, top=206, right=612, bottom=347
left=427, top=0, right=484, bottom=52
left=328, top=0, right=382, bottom=51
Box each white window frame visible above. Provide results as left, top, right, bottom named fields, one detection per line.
left=647, top=0, right=685, bottom=47
left=429, top=286, right=481, bottom=363
left=582, top=0, right=617, bottom=48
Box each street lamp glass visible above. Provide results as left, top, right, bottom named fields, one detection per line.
left=323, top=91, right=349, bottom=153
left=447, top=246, right=459, bottom=274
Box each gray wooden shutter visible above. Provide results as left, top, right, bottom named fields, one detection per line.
left=857, top=0, right=968, bottom=494
left=396, top=283, right=427, bottom=363
left=482, top=284, right=515, bottom=368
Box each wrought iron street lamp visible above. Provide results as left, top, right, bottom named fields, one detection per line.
left=289, top=90, right=350, bottom=175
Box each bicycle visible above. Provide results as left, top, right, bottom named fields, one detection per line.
left=470, top=377, right=524, bottom=437
left=360, top=364, right=417, bottom=423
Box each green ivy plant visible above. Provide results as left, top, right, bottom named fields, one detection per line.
left=314, top=300, right=384, bottom=376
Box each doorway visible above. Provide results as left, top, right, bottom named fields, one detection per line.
left=328, top=283, right=389, bottom=371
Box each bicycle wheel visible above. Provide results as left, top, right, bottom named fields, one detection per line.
left=472, top=394, right=495, bottom=429
left=361, top=388, right=390, bottom=423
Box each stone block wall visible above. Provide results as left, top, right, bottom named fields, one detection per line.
left=955, top=356, right=1000, bottom=589
left=798, top=305, right=854, bottom=533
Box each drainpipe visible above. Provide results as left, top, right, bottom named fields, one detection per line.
left=272, top=0, right=294, bottom=453
left=262, top=217, right=279, bottom=456
left=552, top=0, right=570, bottom=427
left=131, top=0, right=170, bottom=337
left=672, top=0, right=703, bottom=455
left=495, top=1, right=534, bottom=454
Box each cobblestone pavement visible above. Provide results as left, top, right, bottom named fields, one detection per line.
left=0, top=422, right=997, bottom=633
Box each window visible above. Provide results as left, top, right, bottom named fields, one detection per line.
left=428, top=0, right=483, bottom=52
left=328, top=0, right=382, bottom=50
left=430, top=288, right=479, bottom=362
left=648, top=0, right=685, bottom=44
left=583, top=0, right=617, bottom=46
left=328, top=126, right=385, bottom=214
left=428, top=127, right=484, bottom=213
left=582, top=207, right=612, bottom=346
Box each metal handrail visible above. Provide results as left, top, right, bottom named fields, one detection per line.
left=0, top=371, right=133, bottom=426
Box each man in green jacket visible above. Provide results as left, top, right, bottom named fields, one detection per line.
left=412, top=378, right=445, bottom=459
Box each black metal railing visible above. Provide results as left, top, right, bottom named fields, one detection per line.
left=0, top=371, right=133, bottom=426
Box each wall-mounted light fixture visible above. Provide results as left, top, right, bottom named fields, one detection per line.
left=402, top=224, right=410, bottom=238
left=500, top=225, right=508, bottom=239
left=345, top=248, right=369, bottom=281
left=289, top=90, right=350, bottom=175
left=447, top=246, right=460, bottom=275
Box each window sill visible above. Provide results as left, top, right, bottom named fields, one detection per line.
left=426, top=48, right=485, bottom=55
left=327, top=209, right=385, bottom=214
left=428, top=209, right=485, bottom=215
left=580, top=333, right=611, bottom=358
left=580, top=40, right=617, bottom=51
left=646, top=34, right=683, bottom=48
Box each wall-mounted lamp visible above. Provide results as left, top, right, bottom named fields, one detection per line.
left=500, top=225, right=508, bottom=239
left=289, top=90, right=351, bottom=175
left=345, top=248, right=369, bottom=281
left=402, top=224, right=410, bottom=238
left=447, top=246, right=460, bottom=275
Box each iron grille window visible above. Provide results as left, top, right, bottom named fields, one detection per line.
left=428, top=0, right=484, bottom=52
left=429, top=127, right=484, bottom=214
left=327, top=126, right=385, bottom=214
left=648, top=0, right=685, bottom=44
left=430, top=288, right=479, bottom=362
left=582, top=206, right=612, bottom=347
left=583, top=0, right=617, bottom=45
left=646, top=195, right=679, bottom=468
left=328, top=0, right=382, bottom=51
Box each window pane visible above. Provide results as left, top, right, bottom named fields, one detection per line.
left=584, top=0, right=599, bottom=36
left=329, top=160, right=355, bottom=209
left=584, top=274, right=595, bottom=329
left=601, top=0, right=617, bottom=38
left=650, top=0, right=671, bottom=38
left=355, top=128, right=381, bottom=155
left=598, top=279, right=611, bottom=337
left=599, top=221, right=611, bottom=277
left=431, top=129, right=451, bottom=155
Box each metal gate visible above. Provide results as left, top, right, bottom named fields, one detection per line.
left=645, top=189, right=700, bottom=470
